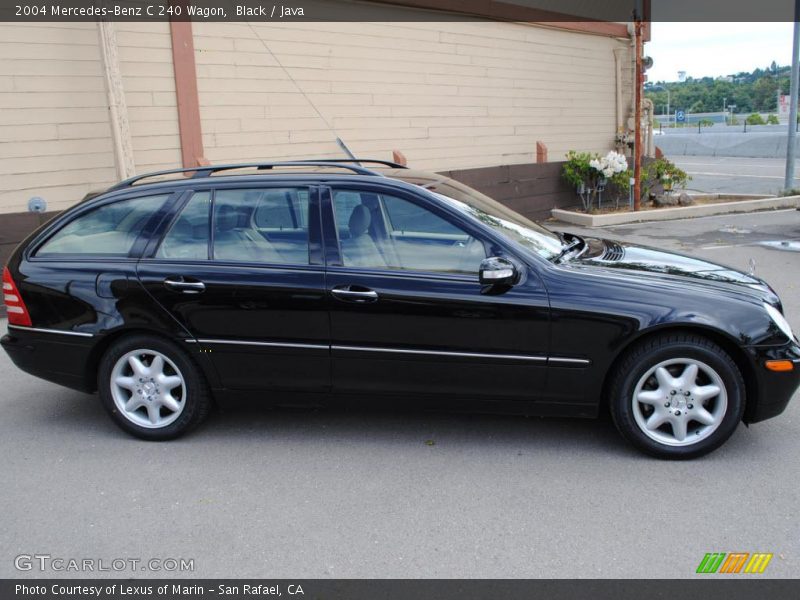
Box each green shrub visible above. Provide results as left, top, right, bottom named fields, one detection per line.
left=641, top=158, right=690, bottom=201
left=562, top=151, right=596, bottom=189
left=746, top=113, right=766, bottom=125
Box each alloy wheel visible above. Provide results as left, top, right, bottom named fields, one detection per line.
left=109, top=349, right=186, bottom=429
left=631, top=358, right=728, bottom=446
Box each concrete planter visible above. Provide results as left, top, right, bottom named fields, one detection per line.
left=551, top=194, right=800, bottom=227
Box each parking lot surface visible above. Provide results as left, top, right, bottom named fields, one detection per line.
left=2, top=209, right=799, bottom=579
left=673, top=155, right=800, bottom=196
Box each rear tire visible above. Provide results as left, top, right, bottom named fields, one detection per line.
left=609, top=333, right=744, bottom=459
left=98, top=334, right=211, bottom=440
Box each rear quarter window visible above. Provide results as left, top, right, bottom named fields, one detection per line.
left=36, top=194, right=169, bottom=257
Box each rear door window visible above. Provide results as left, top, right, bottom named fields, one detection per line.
left=156, top=192, right=211, bottom=260
left=36, top=194, right=169, bottom=257
left=212, top=188, right=310, bottom=264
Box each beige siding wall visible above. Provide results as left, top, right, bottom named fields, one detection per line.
left=0, top=8, right=632, bottom=216
left=116, top=22, right=182, bottom=174
left=193, top=19, right=632, bottom=171
left=0, top=22, right=115, bottom=214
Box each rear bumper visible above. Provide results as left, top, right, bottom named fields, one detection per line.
left=745, top=341, right=800, bottom=424
left=1, top=325, right=95, bottom=393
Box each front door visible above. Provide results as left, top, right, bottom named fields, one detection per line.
left=137, top=185, right=330, bottom=392
left=323, top=184, right=550, bottom=402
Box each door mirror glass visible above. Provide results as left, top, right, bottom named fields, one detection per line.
left=479, top=256, right=518, bottom=286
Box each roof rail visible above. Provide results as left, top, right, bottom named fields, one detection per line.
left=293, top=159, right=408, bottom=169
left=108, top=159, right=406, bottom=191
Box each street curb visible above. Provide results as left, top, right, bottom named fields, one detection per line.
left=551, top=195, right=800, bottom=227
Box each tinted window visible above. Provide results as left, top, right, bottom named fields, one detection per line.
left=156, top=192, right=211, bottom=260
left=213, top=188, right=310, bottom=264
left=332, top=190, right=485, bottom=274
left=37, top=194, right=169, bottom=257
left=382, top=195, right=464, bottom=236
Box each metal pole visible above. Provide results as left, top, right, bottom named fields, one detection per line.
left=633, top=19, right=643, bottom=211
left=785, top=7, right=800, bottom=191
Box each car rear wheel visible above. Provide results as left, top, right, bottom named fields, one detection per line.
left=609, top=333, right=744, bottom=459
left=98, top=335, right=211, bottom=440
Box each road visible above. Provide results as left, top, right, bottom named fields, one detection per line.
left=672, top=155, right=800, bottom=196
left=1, top=210, right=799, bottom=579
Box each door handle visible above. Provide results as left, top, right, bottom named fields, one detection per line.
left=163, top=276, right=206, bottom=294
left=330, top=286, right=379, bottom=303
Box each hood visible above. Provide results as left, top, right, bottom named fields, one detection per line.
left=567, top=236, right=781, bottom=306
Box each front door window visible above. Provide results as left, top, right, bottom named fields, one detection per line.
left=331, top=190, right=486, bottom=274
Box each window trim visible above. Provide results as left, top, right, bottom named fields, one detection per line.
left=323, top=183, right=494, bottom=278
left=28, top=191, right=180, bottom=262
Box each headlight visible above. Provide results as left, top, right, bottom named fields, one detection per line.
left=765, top=303, right=795, bottom=341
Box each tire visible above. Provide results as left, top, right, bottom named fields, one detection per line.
left=98, top=334, right=211, bottom=440
left=609, top=333, right=745, bottom=459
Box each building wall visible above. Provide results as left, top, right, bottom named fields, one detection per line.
left=193, top=18, right=632, bottom=171
left=0, top=22, right=116, bottom=215
left=116, top=21, right=183, bottom=174
left=0, top=10, right=633, bottom=217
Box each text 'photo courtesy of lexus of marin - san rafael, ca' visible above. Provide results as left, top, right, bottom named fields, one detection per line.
left=2, top=160, right=799, bottom=459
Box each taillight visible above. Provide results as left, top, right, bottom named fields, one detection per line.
left=2, top=266, right=32, bottom=327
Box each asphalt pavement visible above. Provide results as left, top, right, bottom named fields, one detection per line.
left=672, top=155, right=800, bottom=196
left=1, top=209, right=799, bottom=579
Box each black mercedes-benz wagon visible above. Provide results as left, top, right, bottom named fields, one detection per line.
left=3, top=160, right=799, bottom=458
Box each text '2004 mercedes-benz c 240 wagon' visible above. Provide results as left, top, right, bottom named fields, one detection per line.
left=2, top=160, right=799, bottom=458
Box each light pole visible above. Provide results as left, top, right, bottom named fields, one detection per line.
left=785, top=3, right=800, bottom=191
left=633, top=14, right=643, bottom=211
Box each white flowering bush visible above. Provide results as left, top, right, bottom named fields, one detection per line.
left=562, top=150, right=632, bottom=212
left=589, top=151, right=628, bottom=179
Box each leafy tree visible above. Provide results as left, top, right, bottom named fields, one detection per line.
left=645, top=64, right=791, bottom=116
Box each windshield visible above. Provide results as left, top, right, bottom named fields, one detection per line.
left=392, top=172, right=564, bottom=260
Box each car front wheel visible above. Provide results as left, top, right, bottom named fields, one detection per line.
left=609, top=333, right=745, bottom=459
left=98, top=335, right=211, bottom=440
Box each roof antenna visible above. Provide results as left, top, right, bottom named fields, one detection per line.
left=336, top=138, right=358, bottom=163
left=246, top=22, right=360, bottom=165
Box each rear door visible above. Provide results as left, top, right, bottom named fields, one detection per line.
left=136, top=184, right=330, bottom=392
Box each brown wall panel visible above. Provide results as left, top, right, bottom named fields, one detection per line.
left=443, top=160, right=576, bottom=221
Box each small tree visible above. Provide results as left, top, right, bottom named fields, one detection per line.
left=767, top=114, right=780, bottom=125
left=746, top=113, right=766, bottom=125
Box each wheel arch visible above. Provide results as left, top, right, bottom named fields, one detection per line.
left=84, top=327, right=212, bottom=392
left=599, top=324, right=757, bottom=421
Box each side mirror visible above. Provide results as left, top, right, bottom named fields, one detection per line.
left=479, top=256, right=518, bottom=287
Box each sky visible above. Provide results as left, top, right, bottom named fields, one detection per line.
left=647, top=23, right=795, bottom=83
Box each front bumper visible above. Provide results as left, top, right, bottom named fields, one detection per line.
left=1, top=326, right=96, bottom=392
left=744, top=341, right=800, bottom=424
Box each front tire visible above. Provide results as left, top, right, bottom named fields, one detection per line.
left=609, top=333, right=745, bottom=459
left=98, top=335, right=211, bottom=440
